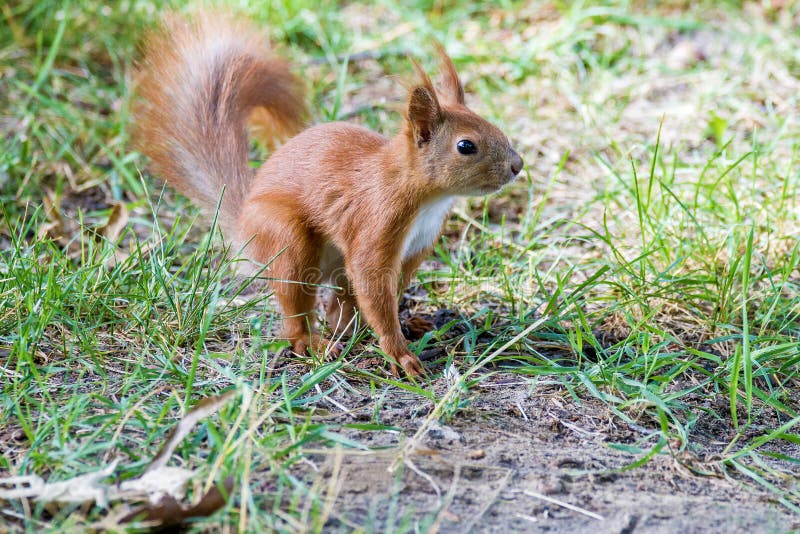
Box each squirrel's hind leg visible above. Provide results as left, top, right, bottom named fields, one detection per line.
left=240, top=200, right=340, bottom=359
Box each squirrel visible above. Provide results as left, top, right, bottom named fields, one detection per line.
left=133, top=10, right=523, bottom=377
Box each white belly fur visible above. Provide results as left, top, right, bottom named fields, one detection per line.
left=401, top=196, right=454, bottom=261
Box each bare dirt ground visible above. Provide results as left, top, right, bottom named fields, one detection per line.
left=249, top=298, right=800, bottom=533
left=289, top=373, right=798, bottom=533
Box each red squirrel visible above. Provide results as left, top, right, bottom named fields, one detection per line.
left=133, top=11, right=523, bottom=377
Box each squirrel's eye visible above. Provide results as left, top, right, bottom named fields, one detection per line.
left=456, top=139, right=477, bottom=155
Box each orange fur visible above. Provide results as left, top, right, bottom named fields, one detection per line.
left=133, top=10, right=523, bottom=377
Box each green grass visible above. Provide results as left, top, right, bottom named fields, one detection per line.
left=2, top=0, right=800, bottom=530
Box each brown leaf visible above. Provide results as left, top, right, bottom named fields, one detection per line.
left=38, top=190, right=67, bottom=243
left=0, top=390, right=238, bottom=525
left=146, top=390, right=236, bottom=474
left=37, top=189, right=82, bottom=258
left=96, top=202, right=130, bottom=269
left=98, top=202, right=128, bottom=243
left=120, top=476, right=234, bottom=526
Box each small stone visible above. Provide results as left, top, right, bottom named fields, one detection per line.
left=467, top=449, right=486, bottom=460
left=426, top=421, right=461, bottom=443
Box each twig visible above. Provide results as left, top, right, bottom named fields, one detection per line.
left=516, top=400, right=529, bottom=421
left=548, top=414, right=597, bottom=437
left=315, top=384, right=349, bottom=413
left=405, top=456, right=441, bottom=499
left=523, top=490, right=605, bottom=521
left=514, top=513, right=539, bottom=523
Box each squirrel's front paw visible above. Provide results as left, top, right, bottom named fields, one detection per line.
left=389, top=350, right=426, bottom=378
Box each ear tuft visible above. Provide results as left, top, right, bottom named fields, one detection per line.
left=406, top=57, right=442, bottom=147
left=434, top=42, right=465, bottom=106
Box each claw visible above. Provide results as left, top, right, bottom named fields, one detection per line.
left=394, top=351, right=426, bottom=378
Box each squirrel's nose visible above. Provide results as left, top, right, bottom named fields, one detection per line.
left=510, top=149, right=524, bottom=176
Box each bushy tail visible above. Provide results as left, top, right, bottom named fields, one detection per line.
left=132, top=10, right=306, bottom=237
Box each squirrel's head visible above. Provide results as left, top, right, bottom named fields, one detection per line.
left=404, top=45, right=523, bottom=196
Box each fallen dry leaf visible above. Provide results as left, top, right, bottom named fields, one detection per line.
left=0, top=389, right=239, bottom=528
left=38, top=189, right=79, bottom=255
left=0, top=461, right=119, bottom=507
left=117, top=466, right=193, bottom=503
left=120, top=476, right=235, bottom=526
left=96, top=201, right=130, bottom=268
left=98, top=202, right=128, bottom=242
left=146, top=389, right=237, bottom=474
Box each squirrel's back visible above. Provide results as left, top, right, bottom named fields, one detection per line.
left=132, top=10, right=306, bottom=236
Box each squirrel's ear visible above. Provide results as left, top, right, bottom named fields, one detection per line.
left=407, top=85, right=442, bottom=146
left=434, top=42, right=465, bottom=106
left=407, top=57, right=442, bottom=147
